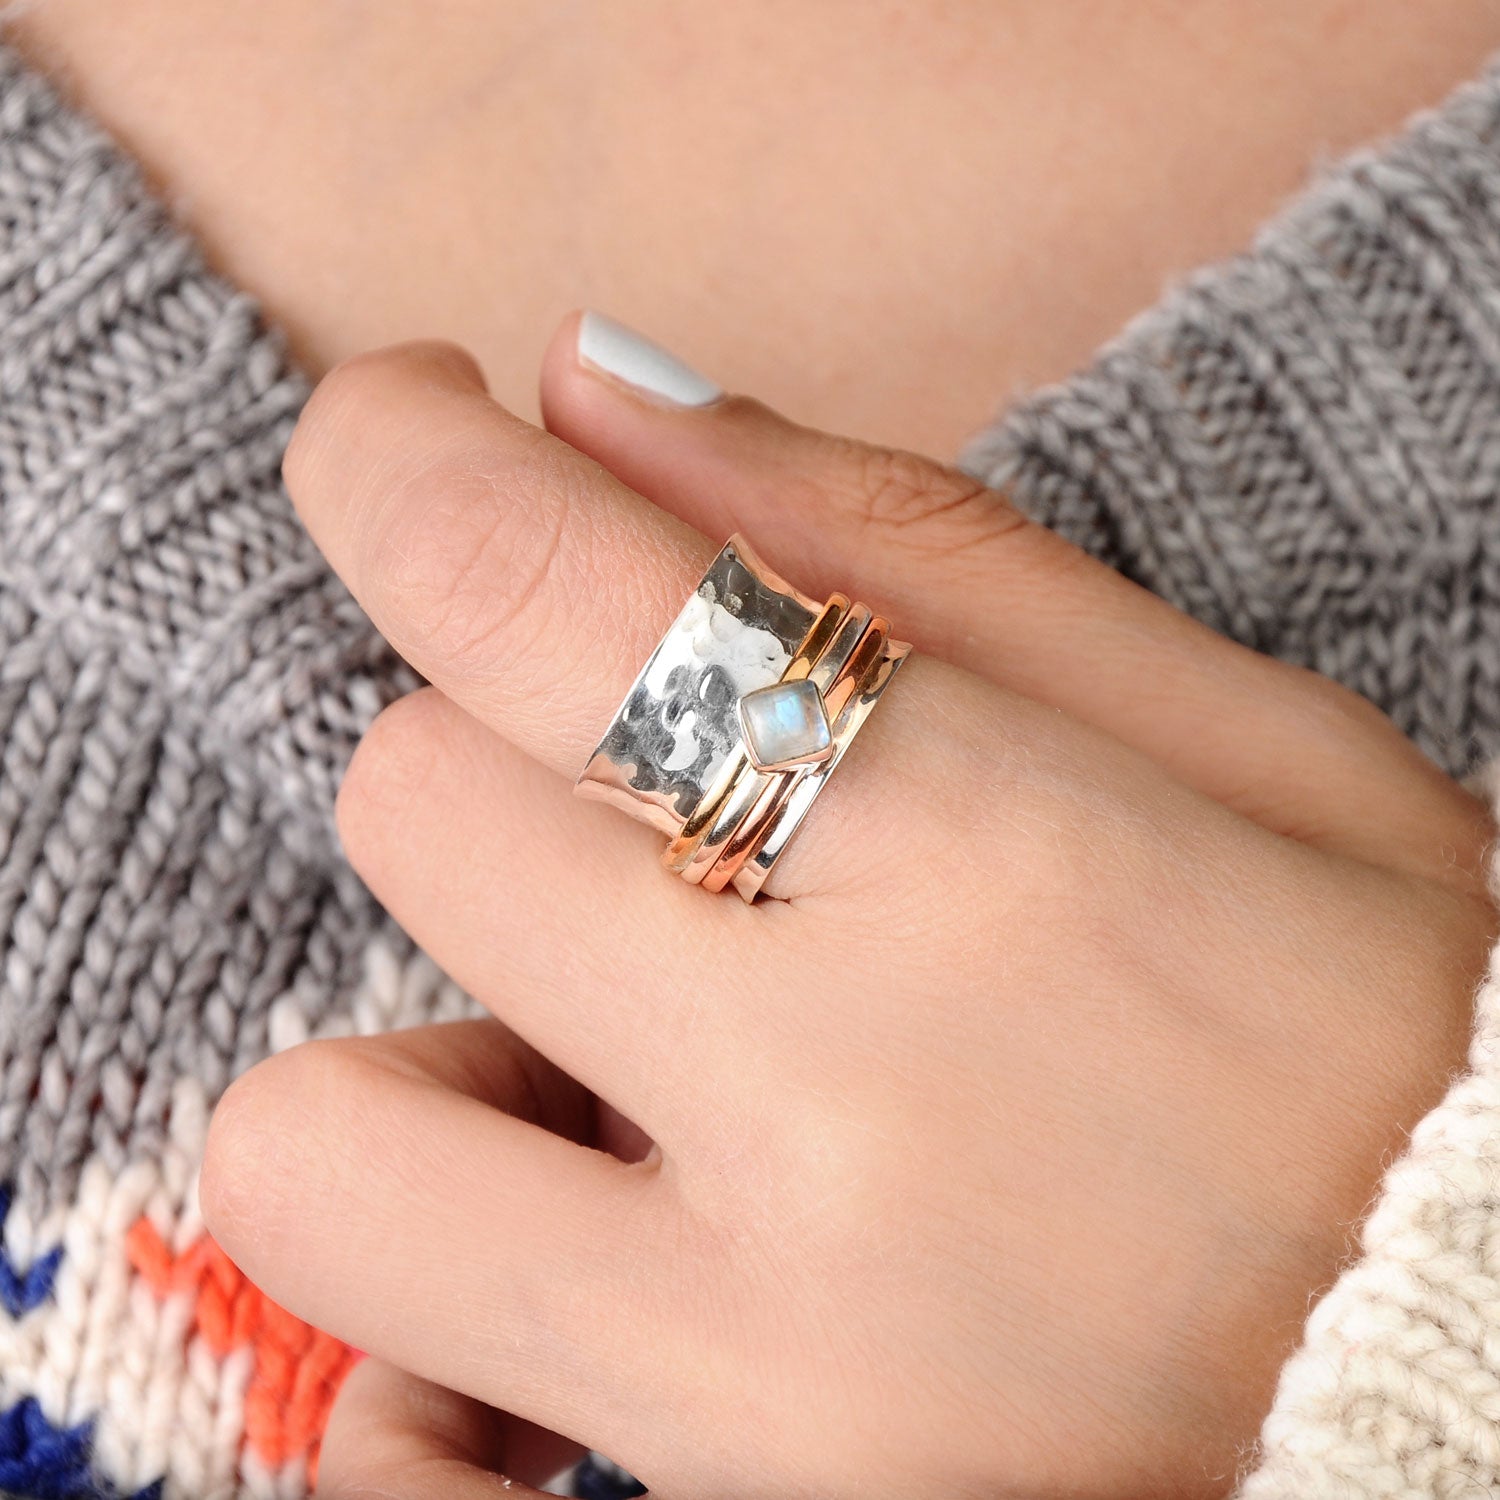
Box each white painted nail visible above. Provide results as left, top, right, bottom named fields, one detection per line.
left=576, top=310, right=724, bottom=407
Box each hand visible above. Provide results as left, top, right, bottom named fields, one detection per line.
left=201, top=315, right=1496, bottom=1499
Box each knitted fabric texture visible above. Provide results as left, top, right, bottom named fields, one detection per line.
left=963, top=59, right=1500, bottom=782
left=2, top=30, right=1500, bottom=1500
left=961, top=60, right=1500, bottom=1497
left=0, top=42, right=471, bottom=1499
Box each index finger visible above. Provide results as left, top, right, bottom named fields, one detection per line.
left=285, top=340, right=709, bottom=776
left=283, top=340, right=1007, bottom=899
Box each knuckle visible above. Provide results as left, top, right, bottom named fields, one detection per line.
left=834, top=440, right=1024, bottom=549
left=334, top=686, right=450, bottom=870
left=286, top=340, right=574, bottom=689
left=362, top=422, right=569, bottom=678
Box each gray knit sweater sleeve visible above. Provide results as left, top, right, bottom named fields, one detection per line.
left=959, top=59, right=1500, bottom=1498
left=964, top=58, right=1500, bottom=784
left=0, top=43, right=468, bottom=1500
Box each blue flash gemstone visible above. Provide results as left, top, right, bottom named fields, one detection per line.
left=738, top=678, right=833, bottom=769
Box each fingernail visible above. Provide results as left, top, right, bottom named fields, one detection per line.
left=576, top=310, right=724, bottom=408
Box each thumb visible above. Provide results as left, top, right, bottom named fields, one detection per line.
left=539, top=309, right=1488, bottom=887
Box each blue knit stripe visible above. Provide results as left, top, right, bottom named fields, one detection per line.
left=0, top=1189, right=63, bottom=1319
left=0, top=1397, right=162, bottom=1500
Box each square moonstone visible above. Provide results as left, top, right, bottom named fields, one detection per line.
left=738, top=678, right=834, bottom=770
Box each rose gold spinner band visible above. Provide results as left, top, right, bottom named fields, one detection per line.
left=662, top=594, right=868, bottom=882
left=702, top=613, right=896, bottom=899
left=574, top=533, right=911, bottom=901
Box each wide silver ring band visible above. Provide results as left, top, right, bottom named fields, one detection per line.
left=573, top=533, right=910, bottom=901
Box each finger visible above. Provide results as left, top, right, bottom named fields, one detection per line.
left=337, top=1012, right=592, bottom=1138
left=284, top=338, right=1027, bottom=902
left=283, top=340, right=710, bottom=787
left=281, top=1007, right=652, bottom=1163
left=319, top=1356, right=582, bottom=1499
left=333, top=684, right=760, bottom=1139
left=541, top=311, right=1489, bottom=877
left=200, top=1020, right=681, bottom=1459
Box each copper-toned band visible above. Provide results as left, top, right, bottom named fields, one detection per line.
left=574, top=531, right=910, bottom=903
left=700, top=617, right=891, bottom=895
left=668, top=600, right=881, bottom=887
left=728, top=638, right=909, bottom=901
left=662, top=595, right=864, bottom=882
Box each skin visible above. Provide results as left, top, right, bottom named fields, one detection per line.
left=9, top=1, right=1500, bottom=454
left=13, top=4, right=1500, bottom=1490
left=196, top=319, right=1496, bottom=1497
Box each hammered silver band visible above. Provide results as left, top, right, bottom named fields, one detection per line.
left=573, top=533, right=910, bottom=900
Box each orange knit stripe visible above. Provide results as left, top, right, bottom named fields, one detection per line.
left=125, top=1216, right=359, bottom=1480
